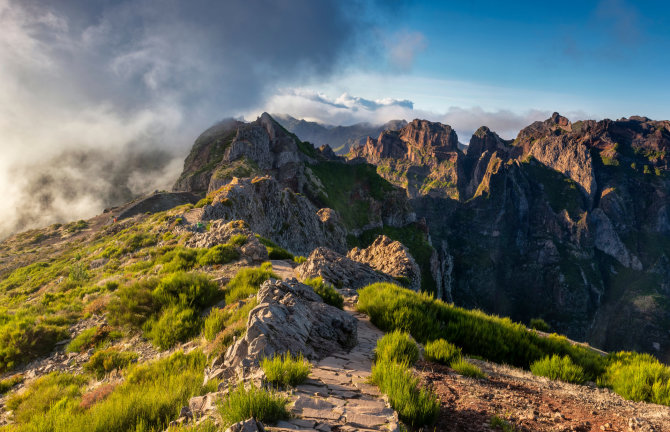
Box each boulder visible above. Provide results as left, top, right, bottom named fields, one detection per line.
left=222, top=279, right=357, bottom=371
left=225, top=418, right=266, bottom=432
left=296, top=247, right=396, bottom=291
left=347, top=235, right=421, bottom=291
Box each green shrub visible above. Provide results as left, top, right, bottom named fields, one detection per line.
left=451, top=358, right=486, bottom=379
left=8, top=350, right=209, bottom=432
left=156, top=246, right=199, bottom=273
left=303, top=277, right=343, bottom=309
left=146, top=306, right=202, bottom=350
left=530, top=355, right=586, bottom=384
left=0, top=317, right=68, bottom=373
left=6, top=372, right=87, bottom=424
left=228, top=234, right=248, bottom=246
left=424, top=339, right=461, bottom=365
left=371, top=359, right=439, bottom=427
left=255, top=236, right=294, bottom=260
left=203, top=308, right=229, bottom=342
left=261, top=352, right=311, bottom=387
left=194, top=197, right=213, bottom=208
left=293, top=255, right=307, bottom=264
left=375, top=330, right=419, bottom=365
left=599, top=352, right=670, bottom=405
left=153, top=271, right=220, bottom=309
left=123, top=233, right=157, bottom=253
left=218, top=382, right=290, bottom=427
left=197, top=244, right=239, bottom=266
left=85, top=348, right=138, bottom=378
left=107, top=279, right=160, bottom=327
left=530, top=318, right=550, bottom=332
left=225, top=263, right=277, bottom=304
left=0, top=374, right=23, bottom=395
left=67, top=326, right=121, bottom=353
left=356, top=283, right=605, bottom=379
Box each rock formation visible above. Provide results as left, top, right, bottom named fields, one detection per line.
left=221, top=279, right=357, bottom=370
left=201, top=176, right=347, bottom=256
left=295, top=247, right=397, bottom=292
left=347, top=235, right=421, bottom=291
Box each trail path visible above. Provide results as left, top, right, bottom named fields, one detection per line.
left=267, top=264, right=399, bottom=432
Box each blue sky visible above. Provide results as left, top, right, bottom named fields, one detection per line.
left=398, top=0, right=670, bottom=118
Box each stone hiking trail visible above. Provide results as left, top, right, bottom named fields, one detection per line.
left=266, top=261, right=399, bottom=432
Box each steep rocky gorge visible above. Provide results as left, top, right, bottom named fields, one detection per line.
left=350, top=112, right=670, bottom=360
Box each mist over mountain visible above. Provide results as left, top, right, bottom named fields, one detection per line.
left=274, top=114, right=409, bottom=154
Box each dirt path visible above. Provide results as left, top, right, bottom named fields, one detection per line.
left=418, top=359, right=670, bottom=432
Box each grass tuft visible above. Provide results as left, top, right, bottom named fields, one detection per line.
left=424, top=339, right=461, bottom=365
left=450, top=358, right=486, bottom=379
left=375, top=330, right=419, bottom=365
left=303, top=277, right=344, bottom=309
left=218, top=382, right=290, bottom=427
left=261, top=352, right=311, bottom=387
left=530, top=354, right=586, bottom=384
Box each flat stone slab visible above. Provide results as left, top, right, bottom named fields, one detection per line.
left=344, top=413, right=389, bottom=429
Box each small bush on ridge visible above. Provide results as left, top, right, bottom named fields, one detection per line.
left=303, top=277, right=344, bottom=309
left=84, top=348, right=138, bottom=378
left=424, top=339, right=461, bottom=365
left=451, top=358, right=486, bottom=379
left=530, top=318, right=550, bottom=332
left=146, top=306, right=202, bottom=350
left=375, top=330, right=419, bottom=365
left=261, top=352, right=311, bottom=387
left=530, top=355, right=586, bottom=384
left=225, top=263, right=277, bottom=304
left=371, top=359, right=439, bottom=427
left=218, top=382, right=290, bottom=427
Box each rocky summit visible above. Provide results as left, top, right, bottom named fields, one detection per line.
left=1, top=112, right=670, bottom=431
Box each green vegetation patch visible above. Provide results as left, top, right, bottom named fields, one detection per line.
left=0, top=374, right=23, bottom=395
left=307, top=161, right=395, bottom=229
left=6, top=350, right=210, bottom=432
left=218, top=382, right=290, bottom=427
left=303, top=277, right=344, bottom=309
left=375, top=330, right=419, bottom=365
left=599, top=352, right=670, bottom=405
left=450, top=358, right=486, bottom=379
left=255, top=235, right=293, bottom=260
left=424, top=339, right=462, bottom=365
left=357, top=282, right=605, bottom=379
left=225, top=262, right=277, bottom=304
left=371, top=359, right=439, bottom=427
left=261, top=352, right=312, bottom=387
left=530, top=354, right=586, bottom=384
left=84, top=348, right=138, bottom=378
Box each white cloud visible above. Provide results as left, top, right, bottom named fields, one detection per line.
left=258, top=87, right=595, bottom=140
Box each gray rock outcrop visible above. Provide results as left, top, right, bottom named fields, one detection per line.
left=186, top=220, right=268, bottom=262
left=222, top=279, right=357, bottom=370
left=295, top=247, right=396, bottom=290
left=347, top=235, right=421, bottom=291
left=201, top=176, right=347, bottom=256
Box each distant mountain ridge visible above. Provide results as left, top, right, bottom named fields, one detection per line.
left=273, top=114, right=408, bottom=154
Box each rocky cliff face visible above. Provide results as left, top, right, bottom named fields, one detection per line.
left=349, top=119, right=464, bottom=199
left=201, top=176, right=347, bottom=256
left=359, top=113, right=670, bottom=361
left=174, top=113, right=310, bottom=194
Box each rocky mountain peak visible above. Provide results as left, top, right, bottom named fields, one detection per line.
left=398, top=119, right=460, bottom=158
